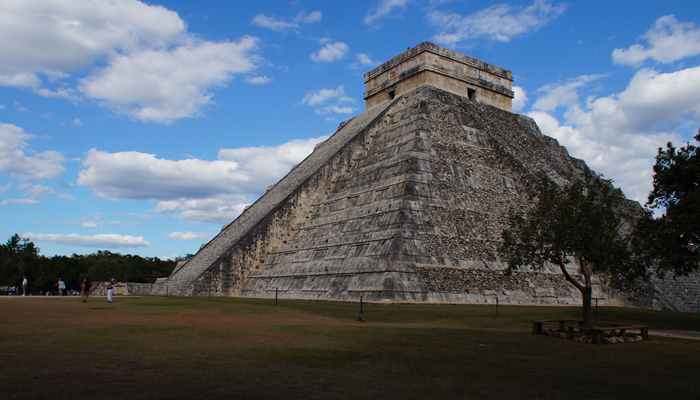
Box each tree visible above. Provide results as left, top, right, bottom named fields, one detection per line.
left=644, top=133, right=699, bottom=276
left=0, top=234, right=176, bottom=292
left=499, top=179, right=633, bottom=328
left=0, top=234, right=40, bottom=291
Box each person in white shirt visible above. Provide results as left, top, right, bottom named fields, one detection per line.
left=21, top=277, right=28, bottom=296
left=57, top=278, right=66, bottom=296
left=107, top=278, right=115, bottom=303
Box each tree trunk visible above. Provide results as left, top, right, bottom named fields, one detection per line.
left=582, top=285, right=593, bottom=329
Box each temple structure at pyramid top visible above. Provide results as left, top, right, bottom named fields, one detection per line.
left=363, top=42, right=514, bottom=111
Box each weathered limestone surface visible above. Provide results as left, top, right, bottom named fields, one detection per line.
left=160, top=98, right=398, bottom=296
left=153, top=41, right=700, bottom=310
left=364, top=42, right=513, bottom=111
left=649, top=272, right=700, bottom=312
left=161, top=85, right=638, bottom=305
left=90, top=281, right=153, bottom=296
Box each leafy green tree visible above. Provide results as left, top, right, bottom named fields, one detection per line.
left=644, top=133, right=699, bottom=275
left=499, top=179, right=634, bottom=328
left=0, top=234, right=176, bottom=293
left=0, top=234, right=40, bottom=292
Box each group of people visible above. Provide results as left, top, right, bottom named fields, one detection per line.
left=9, top=276, right=117, bottom=304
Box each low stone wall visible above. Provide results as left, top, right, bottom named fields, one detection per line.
left=90, top=282, right=153, bottom=296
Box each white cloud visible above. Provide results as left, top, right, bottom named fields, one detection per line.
left=218, top=137, right=327, bottom=182
left=0, top=0, right=184, bottom=91
left=245, top=75, right=272, bottom=85
left=79, top=136, right=326, bottom=223
left=78, top=149, right=247, bottom=200
left=0, top=1, right=262, bottom=123
left=302, top=86, right=355, bottom=116
left=36, top=87, right=78, bottom=100
left=311, top=42, right=349, bottom=63
left=512, top=85, right=528, bottom=112
left=320, top=106, right=354, bottom=115
left=72, top=118, right=83, bottom=127
left=0, top=123, right=65, bottom=180
left=251, top=14, right=298, bottom=31
left=356, top=53, right=378, bottom=66
left=532, top=74, right=604, bottom=112
left=79, top=37, right=259, bottom=123
left=252, top=10, right=322, bottom=31
left=23, top=233, right=150, bottom=248
left=529, top=66, right=700, bottom=202
left=157, top=196, right=250, bottom=224
left=429, top=0, right=565, bottom=46
left=0, top=72, right=41, bottom=89
left=613, top=15, right=700, bottom=66
left=168, top=231, right=210, bottom=240
left=365, top=0, right=409, bottom=25
left=302, top=86, right=353, bottom=107
left=0, top=198, right=39, bottom=206
left=81, top=221, right=98, bottom=229
left=295, top=11, right=322, bottom=24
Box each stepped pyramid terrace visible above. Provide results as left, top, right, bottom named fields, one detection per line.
left=153, top=42, right=700, bottom=309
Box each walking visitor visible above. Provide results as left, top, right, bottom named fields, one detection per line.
left=21, top=276, right=28, bottom=296
left=80, top=278, right=90, bottom=303
left=57, top=278, right=66, bottom=296
left=107, top=278, right=115, bottom=303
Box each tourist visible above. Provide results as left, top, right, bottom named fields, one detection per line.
left=57, top=278, right=66, bottom=296
left=107, top=278, right=115, bottom=303
left=21, top=276, right=28, bottom=296
left=80, top=278, right=91, bottom=303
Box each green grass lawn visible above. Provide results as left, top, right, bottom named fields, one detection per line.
left=1, top=296, right=699, bottom=399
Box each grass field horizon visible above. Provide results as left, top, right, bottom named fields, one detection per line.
left=2, top=296, right=699, bottom=399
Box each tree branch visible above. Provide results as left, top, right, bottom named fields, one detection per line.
left=558, top=262, right=584, bottom=292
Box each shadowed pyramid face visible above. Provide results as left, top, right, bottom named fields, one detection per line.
left=161, top=85, right=639, bottom=306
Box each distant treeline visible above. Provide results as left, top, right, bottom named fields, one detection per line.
left=0, top=234, right=177, bottom=293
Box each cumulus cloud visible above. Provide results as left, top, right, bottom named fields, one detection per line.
left=78, top=136, right=326, bottom=223
left=252, top=10, right=322, bottom=31
left=80, top=37, right=259, bottom=123
left=302, top=86, right=355, bottom=115
left=0, top=123, right=65, bottom=180
left=23, top=233, right=150, bottom=248
left=78, top=150, right=248, bottom=200
left=219, top=137, right=327, bottom=182
left=245, top=75, right=271, bottom=85
left=512, top=86, right=528, bottom=112
left=311, top=42, right=349, bottom=63
left=302, top=86, right=353, bottom=107
left=532, top=74, right=605, bottom=112
left=0, top=198, right=39, bottom=206
left=0, top=1, right=262, bottom=123
left=0, top=0, right=183, bottom=93
left=81, top=220, right=98, bottom=229
left=529, top=66, right=700, bottom=202
left=429, top=0, right=565, bottom=46
left=168, top=231, right=210, bottom=240
left=613, top=15, right=700, bottom=66
left=365, top=0, right=409, bottom=25
left=356, top=53, right=378, bottom=67
left=157, top=196, right=250, bottom=224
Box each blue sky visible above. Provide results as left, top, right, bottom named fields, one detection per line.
left=1, top=0, right=699, bottom=258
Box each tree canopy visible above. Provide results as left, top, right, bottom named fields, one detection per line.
left=643, top=133, right=700, bottom=275
left=499, top=179, right=635, bottom=327
left=0, top=234, right=175, bottom=294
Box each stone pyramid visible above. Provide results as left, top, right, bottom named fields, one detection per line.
left=156, top=42, right=636, bottom=305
